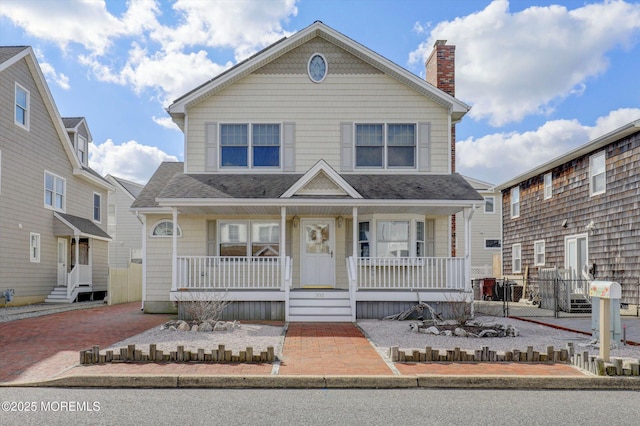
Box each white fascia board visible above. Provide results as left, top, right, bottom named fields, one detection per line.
left=73, top=169, right=115, bottom=191
left=129, top=207, right=174, bottom=214
left=156, top=197, right=481, bottom=208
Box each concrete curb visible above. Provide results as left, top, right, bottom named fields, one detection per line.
left=3, top=374, right=639, bottom=390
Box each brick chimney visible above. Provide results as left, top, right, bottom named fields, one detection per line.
left=426, top=40, right=458, bottom=256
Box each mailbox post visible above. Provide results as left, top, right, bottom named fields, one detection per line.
left=589, top=281, right=622, bottom=362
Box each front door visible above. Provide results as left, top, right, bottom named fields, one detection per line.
left=300, top=219, right=335, bottom=287
left=57, top=238, right=67, bottom=286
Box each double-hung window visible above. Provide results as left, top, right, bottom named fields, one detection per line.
left=512, top=244, right=522, bottom=273
left=93, top=193, right=101, bottom=223
left=78, top=136, right=87, bottom=165
left=219, top=221, right=279, bottom=257
left=15, top=83, right=29, bottom=129
left=484, top=196, right=495, bottom=213
left=534, top=240, right=545, bottom=266
left=30, top=233, right=40, bottom=263
left=44, top=171, right=65, bottom=211
left=510, top=186, right=520, bottom=219
left=355, top=123, right=415, bottom=168
left=589, top=151, right=606, bottom=196
left=220, top=123, right=280, bottom=168
left=544, top=173, right=552, bottom=199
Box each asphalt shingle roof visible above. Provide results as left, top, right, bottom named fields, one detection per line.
left=56, top=213, right=111, bottom=240
left=0, top=46, right=28, bottom=65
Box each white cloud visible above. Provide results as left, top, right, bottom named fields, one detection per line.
left=152, top=115, right=181, bottom=131
left=89, top=139, right=178, bottom=184
left=457, top=108, right=640, bottom=184
left=409, top=0, right=640, bottom=126
left=34, top=49, right=70, bottom=90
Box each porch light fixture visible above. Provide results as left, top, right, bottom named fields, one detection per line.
left=293, top=216, right=299, bottom=227
left=337, top=216, right=344, bottom=228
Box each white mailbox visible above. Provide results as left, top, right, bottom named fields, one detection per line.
left=589, top=281, right=622, bottom=299
left=589, top=281, right=622, bottom=361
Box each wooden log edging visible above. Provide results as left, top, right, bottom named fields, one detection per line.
left=389, top=342, right=640, bottom=376
left=79, top=344, right=276, bottom=365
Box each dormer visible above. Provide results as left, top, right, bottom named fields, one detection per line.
left=62, top=117, right=92, bottom=167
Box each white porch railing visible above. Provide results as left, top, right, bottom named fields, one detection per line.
left=177, top=256, right=286, bottom=290
left=67, top=264, right=92, bottom=301
left=353, top=257, right=467, bottom=291
left=470, top=264, right=493, bottom=279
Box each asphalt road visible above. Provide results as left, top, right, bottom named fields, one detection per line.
left=1, top=388, right=638, bottom=425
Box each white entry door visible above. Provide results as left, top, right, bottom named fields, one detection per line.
left=57, top=238, right=67, bottom=286
left=565, top=234, right=588, bottom=279
left=300, top=219, right=335, bottom=287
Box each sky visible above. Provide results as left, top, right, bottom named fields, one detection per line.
left=1, top=0, right=639, bottom=185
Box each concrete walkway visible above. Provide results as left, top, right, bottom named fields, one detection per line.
left=0, top=302, right=638, bottom=389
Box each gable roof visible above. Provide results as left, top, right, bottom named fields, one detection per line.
left=63, top=116, right=93, bottom=143
left=106, top=175, right=144, bottom=199
left=54, top=212, right=111, bottom=241
left=495, top=119, right=640, bottom=191
left=0, top=46, right=112, bottom=191
left=166, top=21, right=469, bottom=125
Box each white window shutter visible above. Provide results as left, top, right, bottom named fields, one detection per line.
left=418, top=122, right=430, bottom=172
left=205, top=122, right=218, bottom=172
left=341, top=122, right=354, bottom=172
left=283, top=122, right=296, bottom=171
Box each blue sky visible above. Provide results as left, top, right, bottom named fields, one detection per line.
left=2, top=0, right=639, bottom=185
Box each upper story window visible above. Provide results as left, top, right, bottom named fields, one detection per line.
left=15, top=83, right=30, bottom=130
left=510, top=186, right=520, bottom=219
left=93, top=193, right=101, bottom=223
left=589, top=151, right=606, bottom=196
left=44, top=171, right=65, bottom=212
left=484, top=196, right=495, bottom=213
left=544, top=173, right=552, bottom=199
left=151, top=220, right=182, bottom=237
left=355, top=123, right=416, bottom=169
left=78, top=136, right=87, bottom=165
left=220, top=123, right=280, bottom=168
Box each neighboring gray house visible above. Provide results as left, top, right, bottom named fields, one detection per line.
left=132, top=22, right=483, bottom=321
left=0, top=46, right=113, bottom=305
left=105, top=175, right=144, bottom=268
left=455, top=176, right=502, bottom=279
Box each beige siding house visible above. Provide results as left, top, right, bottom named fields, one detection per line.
left=133, top=23, right=483, bottom=321
left=0, top=46, right=113, bottom=306
left=456, top=176, right=502, bottom=278
left=105, top=175, right=144, bottom=268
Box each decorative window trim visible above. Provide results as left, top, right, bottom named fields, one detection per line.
left=544, top=173, right=552, bottom=200
left=93, top=192, right=102, bottom=223
left=534, top=240, right=545, bottom=266
left=219, top=123, right=282, bottom=169
left=15, top=82, right=30, bottom=130
left=589, top=151, right=606, bottom=196
left=307, top=53, right=328, bottom=83
left=512, top=243, right=522, bottom=273
left=510, top=186, right=520, bottom=219
left=30, top=232, right=41, bottom=263
left=484, top=239, right=501, bottom=249
left=484, top=196, right=495, bottom=214
left=150, top=220, right=182, bottom=238
left=354, top=123, right=417, bottom=170
left=44, top=171, right=66, bottom=212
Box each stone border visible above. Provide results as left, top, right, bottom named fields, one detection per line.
left=80, top=344, right=275, bottom=365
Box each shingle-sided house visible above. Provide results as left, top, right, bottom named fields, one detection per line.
left=496, top=119, right=640, bottom=307
left=133, top=22, right=484, bottom=321
left=0, top=46, right=113, bottom=305
left=105, top=175, right=144, bottom=268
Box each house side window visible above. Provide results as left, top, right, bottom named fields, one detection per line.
left=484, top=196, right=495, bottom=213
left=355, top=123, right=415, bottom=169
left=15, top=83, right=30, bottom=129
left=44, top=171, right=65, bottom=212
left=512, top=244, right=521, bottom=273
left=151, top=220, right=182, bottom=237
left=485, top=239, right=501, bottom=249
left=534, top=240, right=545, bottom=266
left=510, top=186, right=520, bottom=219
left=93, top=193, right=102, bottom=223
left=544, top=173, right=552, bottom=199
left=220, top=123, right=281, bottom=168
left=589, top=151, right=606, bottom=196
left=78, top=136, right=87, bottom=165
left=358, top=221, right=370, bottom=257
left=30, top=233, right=40, bottom=263
left=219, top=221, right=279, bottom=256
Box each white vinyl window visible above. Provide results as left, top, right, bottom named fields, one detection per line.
left=377, top=220, right=410, bottom=258
left=78, top=136, right=87, bottom=165
left=151, top=220, right=182, bottom=237
left=93, top=193, right=101, bottom=223
left=510, top=186, right=520, bottom=219
left=544, top=173, right=552, bottom=199
left=589, top=151, right=606, bottom=196
left=44, top=171, right=65, bottom=212
left=534, top=240, right=545, bottom=266
left=218, top=221, right=279, bottom=257
left=15, top=83, right=30, bottom=129
left=512, top=243, right=522, bottom=273
left=484, top=196, right=495, bottom=213
left=30, top=232, right=40, bottom=263
left=220, top=123, right=281, bottom=168
left=355, top=123, right=416, bottom=169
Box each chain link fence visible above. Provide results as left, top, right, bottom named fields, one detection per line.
left=473, top=275, right=640, bottom=319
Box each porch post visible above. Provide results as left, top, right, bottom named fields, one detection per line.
left=352, top=206, right=358, bottom=259
left=172, top=208, right=178, bottom=291
left=280, top=206, right=286, bottom=287
left=463, top=207, right=475, bottom=292
left=74, top=234, right=80, bottom=270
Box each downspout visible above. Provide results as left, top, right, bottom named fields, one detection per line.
left=281, top=206, right=289, bottom=322
left=138, top=211, right=146, bottom=311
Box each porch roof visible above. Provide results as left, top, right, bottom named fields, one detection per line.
left=53, top=212, right=112, bottom=241
left=133, top=162, right=483, bottom=216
